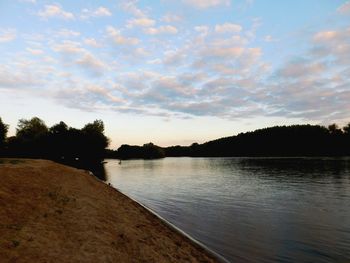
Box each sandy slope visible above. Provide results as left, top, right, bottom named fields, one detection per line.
left=0, top=159, right=218, bottom=263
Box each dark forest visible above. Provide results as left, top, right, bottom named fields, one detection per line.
left=1, top=117, right=350, bottom=161
left=109, top=123, right=350, bottom=159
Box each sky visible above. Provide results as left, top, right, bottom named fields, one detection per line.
left=1, top=0, right=350, bottom=148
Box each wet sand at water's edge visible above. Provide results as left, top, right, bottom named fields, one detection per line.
left=0, top=159, right=218, bottom=262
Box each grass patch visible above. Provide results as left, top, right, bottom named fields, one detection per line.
left=0, top=159, right=25, bottom=165
left=9, top=159, right=24, bottom=165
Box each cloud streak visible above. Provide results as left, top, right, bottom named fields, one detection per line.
left=183, top=0, right=230, bottom=9
left=0, top=29, right=16, bottom=43
left=337, top=1, right=350, bottom=14
left=80, top=7, right=112, bottom=19
left=37, top=4, right=74, bottom=20
left=106, top=26, right=140, bottom=45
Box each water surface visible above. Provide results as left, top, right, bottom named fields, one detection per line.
left=105, top=157, right=350, bottom=262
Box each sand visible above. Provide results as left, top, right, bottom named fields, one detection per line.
left=0, top=159, right=219, bottom=263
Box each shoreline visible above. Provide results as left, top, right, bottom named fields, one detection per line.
left=84, top=160, right=229, bottom=262
left=0, top=159, right=220, bottom=262
left=106, top=186, right=229, bottom=263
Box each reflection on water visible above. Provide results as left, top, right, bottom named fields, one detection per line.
left=105, top=157, right=350, bottom=263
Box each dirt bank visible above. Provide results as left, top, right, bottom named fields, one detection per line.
left=0, top=159, right=218, bottom=263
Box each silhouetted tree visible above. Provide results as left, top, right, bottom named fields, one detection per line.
left=14, top=117, right=49, bottom=157
left=16, top=117, right=48, bottom=140
left=47, top=121, right=69, bottom=160
left=117, top=143, right=165, bottom=159
left=50, top=121, right=68, bottom=134
left=81, top=120, right=109, bottom=160
left=0, top=117, right=9, bottom=155
left=343, top=123, right=350, bottom=135
left=4, top=118, right=350, bottom=161
left=114, top=124, right=350, bottom=159
left=3, top=117, right=109, bottom=162
left=83, top=120, right=105, bottom=134
left=142, top=143, right=165, bottom=159
left=164, top=145, right=192, bottom=157
left=2, top=117, right=109, bottom=178
left=117, top=144, right=144, bottom=159
left=328, top=123, right=343, bottom=135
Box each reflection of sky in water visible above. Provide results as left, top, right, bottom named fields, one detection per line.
left=105, top=157, right=350, bottom=263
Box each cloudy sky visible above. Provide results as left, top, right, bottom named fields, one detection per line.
left=1, top=0, right=350, bottom=148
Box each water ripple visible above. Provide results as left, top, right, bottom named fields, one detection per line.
left=106, top=157, right=350, bottom=263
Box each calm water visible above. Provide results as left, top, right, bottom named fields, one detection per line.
left=105, top=157, right=350, bottom=263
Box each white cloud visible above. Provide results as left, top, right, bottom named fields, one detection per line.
left=161, top=14, right=182, bottom=23
left=147, top=58, right=162, bottom=65
left=211, top=35, right=248, bottom=47
left=194, top=25, right=209, bottom=37
left=80, top=7, right=112, bottom=19
left=106, top=26, right=140, bottom=45
left=312, top=27, right=350, bottom=64
left=162, top=49, right=187, bottom=66
left=265, top=25, right=350, bottom=123
left=51, top=39, right=106, bottom=76
left=127, top=17, right=156, bottom=28
left=201, top=46, right=244, bottom=58
left=84, top=38, right=101, bottom=48
left=120, top=0, right=146, bottom=17
left=134, top=47, right=150, bottom=57
left=183, top=0, right=230, bottom=9
left=0, top=29, right=16, bottom=43
left=263, top=35, right=278, bottom=42
left=76, top=53, right=106, bottom=76
left=154, top=76, right=196, bottom=96
left=56, top=29, right=81, bottom=37
left=52, top=40, right=84, bottom=54
left=94, top=7, right=112, bottom=16
left=38, top=4, right=74, bottom=20
left=215, top=23, right=242, bottom=33
left=4, top=1, right=350, bottom=124
left=19, top=0, right=36, bottom=3
left=42, top=56, right=57, bottom=64
left=86, top=85, right=124, bottom=103
left=337, top=1, right=350, bottom=14
left=245, top=17, right=262, bottom=40
left=144, top=25, right=178, bottom=35
left=278, top=61, right=326, bottom=79
left=313, top=27, right=350, bottom=44
left=313, top=31, right=338, bottom=41
left=0, top=65, right=42, bottom=88
left=26, top=48, right=44, bottom=55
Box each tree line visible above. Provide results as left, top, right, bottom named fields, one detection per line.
left=110, top=123, right=350, bottom=159
left=2, top=117, right=350, bottom=160
left=0, top=117, right=109, bottom=164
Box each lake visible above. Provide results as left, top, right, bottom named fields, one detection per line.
left=105, top=157, right=350, bottom=262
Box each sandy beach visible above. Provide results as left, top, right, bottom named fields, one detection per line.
left=0, top=159, right=218, bottom=263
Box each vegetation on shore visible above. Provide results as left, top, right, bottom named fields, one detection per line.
left=0, top=117, right=109, bottom=164
left=108, top=123, right=350, bottom=159
left=1, top=117, right=350, bottom=160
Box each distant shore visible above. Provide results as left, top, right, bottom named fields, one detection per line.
left=0, top=159, right=218, bottom=262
